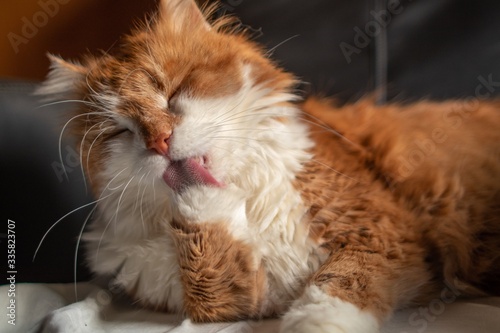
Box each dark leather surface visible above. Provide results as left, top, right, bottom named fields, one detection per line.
left=1, top=80, right=92, bottom=282
left=223, top=0, right=500, bottom=101
left=3, top=0, right=500, bottom=283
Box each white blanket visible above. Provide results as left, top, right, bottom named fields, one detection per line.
left=2, top=283, right=500, bottom=333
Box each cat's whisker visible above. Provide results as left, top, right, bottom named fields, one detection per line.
left=36, top=99, right=96, bottom=109
left=85, top=70, right=100, bottom=98
left=36, top=166, right=130, bottom=263
left=297, top=113, right=364, bottom=150
left=138, top=171, right=152, bottom=233
left=209, top=126, right=311, bottom=136
left=265, top=34, right=300, bottom=57
left=96, top=175, right=136, bottom=261
left=113, top=175, right=137, bottom=233
left=310, top=158, right=360, bottom=183
left=215, top=106, right=364, bottom=152
left=152, top=175, right=157, bottom=204
left=209, top=143, right=240, bottom=155
left=79, top=119, right=114, bottom=193
left=211, top=109, right=288, bottom=128
left=85, top=126, right=114, bottom=183
left=216, top=110, right=365, bottom=155
left=209, top=85, right=275, bottom=125
left=85, top=78, right=99, bottom=100
left=88, top=94, right=120, bottom=116
left=73, top=204, right=97, bottom=302
left=95, top=216, right=115, bottom=263
left=33, top=192, right=115, bottom=262
left=132, top=168, right=147, bottom=213
left=207, top=135, right=268, bottom=145
left=99, top=167, right=129, bottom=192
left=209, top=92, right=257, bottom=124
left=210, top=103, right=272, bottom=128
left=208, top=137, right=270, bottom=157
left=140, top=183, right=149, bottom=232
left=58, top=112, right=109, bottom=181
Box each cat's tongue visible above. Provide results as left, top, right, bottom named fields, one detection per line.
left=163, top=157, right=221, bottom=192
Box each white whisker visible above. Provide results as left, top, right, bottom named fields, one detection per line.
left=36, top=99, right=96, bottom=109
left=79, top=118, right=114, bottom=193
left=298, top=113, right=363, bottom=150
left=266, top=34, right=300, bottom=56
left=311, top=158, right=360, bottom=183
left=85, top=126, right=114, bottom=183
left=73, top=204, right=97, bottom=301
left=33, top=192, right=114, bottom=262
left=34, top=166, right=129, bottom=262
left=58, top=112, right=110, bottom=181
left=138, top=171, right=152, bottom=232
left=113, top=175, right=136, bottom=232
left=140, top=174, right=152, bottom=231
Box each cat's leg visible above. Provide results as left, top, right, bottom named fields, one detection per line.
left=170, top=186, right=266, bottom=322
left=171, top=220, right=266, bottom=322
left=281, top=250, right=387, bottom=333
left=281, top=286, right=379, bottom=333
left=281, top=241, right=428, bottom=333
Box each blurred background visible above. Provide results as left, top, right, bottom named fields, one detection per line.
left=0, top=0, right=157, bottom=80
left=2, top=0, right=500, bottom=99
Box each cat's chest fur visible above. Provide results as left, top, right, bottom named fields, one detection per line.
left=83, top=188, right=322, bottom=314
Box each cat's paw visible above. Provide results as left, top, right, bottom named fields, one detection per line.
left=175, top=184, right=247, bottom=226
left=280, top=285, right=379, bottom=333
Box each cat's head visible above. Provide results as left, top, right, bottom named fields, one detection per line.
left=38, top=0, right=310, bottom=209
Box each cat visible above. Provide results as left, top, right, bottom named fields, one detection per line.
left=37, top=0, right=500, bottom=332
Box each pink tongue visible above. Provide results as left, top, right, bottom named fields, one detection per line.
left=163, top=157, right=220, bottom=192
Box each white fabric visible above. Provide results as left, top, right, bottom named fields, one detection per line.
left=1, top=283, right=500, bottom=333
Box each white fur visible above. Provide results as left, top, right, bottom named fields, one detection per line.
left=35, top=55, right=84, bottom=101
left=176, top=185, right=248, bottom=231
left=281, top=285, right=380, bottom=333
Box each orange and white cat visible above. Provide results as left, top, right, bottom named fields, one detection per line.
left=38, top=0, right=500, bottom=332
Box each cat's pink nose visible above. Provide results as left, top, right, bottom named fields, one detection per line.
left=148, top=132, right=171, bottom=156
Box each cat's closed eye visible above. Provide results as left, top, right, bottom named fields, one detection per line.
left=108, top=128, right=132, bottom=139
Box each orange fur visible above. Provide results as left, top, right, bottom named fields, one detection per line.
left=171, top=220, right=267, bottom=322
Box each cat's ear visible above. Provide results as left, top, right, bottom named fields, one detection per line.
left=36, top=54, right=86, bottom=101
left=158, top=0, right=211, bottom=32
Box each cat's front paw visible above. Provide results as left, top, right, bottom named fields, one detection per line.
left=280, top=285, right=379, bottom=333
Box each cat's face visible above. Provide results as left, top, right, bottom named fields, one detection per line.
left=40, top=0, right=299, bottom=203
